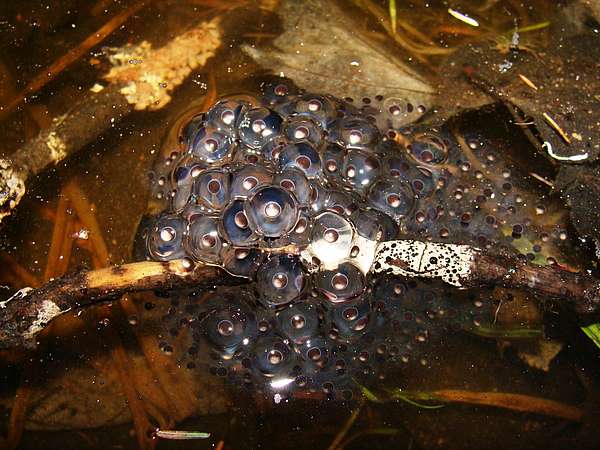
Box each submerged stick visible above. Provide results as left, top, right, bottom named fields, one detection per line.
left=0, top=259, right=222, bottom=349
left=373, top=240, right=600, bottom=315
left=0, top=17, right=222, bottom=223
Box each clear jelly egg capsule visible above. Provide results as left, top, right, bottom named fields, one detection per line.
left=292, top=93, right=337, bottom=130
left=322, top=190, right=360, bottom=217
left=327, top=296, right=371, bottom=342
left=202, top=298, right=257, bottom=356
left=260, top=135, right=287, bottom=161
left=308, top=211, right=354, bottom=267
left=189, top=124, right=235, bottom=163
left=274, top=168, right=312, bottom=207
left=299, top=335, right=331, bottom=369
left=256, top=254, right=305, bottom=307
left=287, top=211, right=312, bottom=247
left=170, top=162, right=204, bottom=212
left=261, top=78, right=299, bottom=112
left=277, top=142, right=323, bottom=180
left=283, top=116, right=324, bottom=147
left=147, top=214, right=187, bottom=261
left=314, top=262, right=365, bottom=303
left=341, top=149, right=381, bottom=193
left=230, top=164, right=272, bottom=199
left=330, top=115, right=381, bottom=149
left=322, top=143, right=346, bottom=185
left=222, top=247, right=265, bottom=279
left=238, top=107, right=283, bottom=149
left=205, top=96, right=256, bottom=134
left=252, top=335, right=296, bottom=377
left=221, top=199, right=258, bottom=246
left=407, top=132, right=449, bottom=165
left=193, top=168, right=231, bottom=211
left=245, top=185, right=299, bottom=238
left=183, top=215, right=223, bottom=264
left=353, top=208, right=399, bottom=241
left=276, top=300, right=321, bottom=344
left=367, top=177, right=415, bottom=222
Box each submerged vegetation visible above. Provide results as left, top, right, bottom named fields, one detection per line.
left=0, top=1, right=599, bottom=449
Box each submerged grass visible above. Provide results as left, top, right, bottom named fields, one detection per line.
left=581, top=323, right=600, bottom=349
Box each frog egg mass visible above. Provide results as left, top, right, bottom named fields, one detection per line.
left=143, top=78, right=573, bottom=398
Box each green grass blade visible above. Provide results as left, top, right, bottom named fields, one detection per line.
left=581, top=323, right=600, bottom=349
left=389, top=0, right=397, bottom=35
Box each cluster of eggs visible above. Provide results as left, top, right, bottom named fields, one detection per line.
left=144, top=78, right=570, bottom=396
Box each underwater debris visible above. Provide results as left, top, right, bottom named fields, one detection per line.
left=103, top=17, right=222, bottom=110
left=0, top=16, right=223, bottom=224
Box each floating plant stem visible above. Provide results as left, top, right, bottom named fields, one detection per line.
left=388, top=0, right=397, bottom=35
left=361, top=384, right=584, bottom=422
left=155, top=429, right=211, bottom=440
left=326, top=402, right=363, bottom=450
left=465, top=324, right=544, bottom=340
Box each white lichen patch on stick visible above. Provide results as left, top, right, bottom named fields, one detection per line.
left=103, top=17, right=222, bottom=110
left=21, top=300, right=65, bottom=347
left=0, top=158, right=27, bottom=221
left=46, top=131, right=68, bottom=163
left=373, top=240, right=478, bottom=287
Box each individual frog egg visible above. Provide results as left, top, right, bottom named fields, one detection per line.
left=238, top=107, right=283, bottom=149
left=307, top=180, right=329, bottom=214
left=382, top=154, right=411, bottom=180
left=221, top=199, right=258, bottom=246
left=230, top=164, right=273, bottom=199
left=287, top=211, right=313, bottom=247
left=192, top=168, right=231, bottom=212
left=189, top=124, right=235, bottom=163
left=308, top=211, right=354, bottom=267
left=298, top=335, right=331, bottom=369
left=314, top=262, right=365, bottom=303
left=276, top=300, right=321, bottom=344
left=329, top=116, right=381, bottom=150
left=252, top=335, right=296, bottom=378
left=277, top=142, right=323, bottom=180
left=170, top=162, right=205, bottom=212
left=353, top=208, right=399, bottom=241
left=341, top=149, right=381, bottom=194
left=406, top=132, right=449, bottom=165
left=183, top=215, right=223, bottom=264
left=245, top=186, right=299, bottom=238
left=260, top=135, right=287, bottom=161
left=274, top=168, right=312, bottom=207
left=367, top=178, right=415, bottom=223
left=180, top=113, right=205, bottom=145
left=202, top=297, right=258, bottom=358
left=292, top=93, right=338, bottom=130
left=322, top=143, right=346, bottom=186
left=261, top=78, right=299, bottom=107
left=256, top=254, right=305, bottom=307
left=221, top=247, right=265, bottom=279
left=146, top=214, right=187, bottom=261
left=283, top=116, right=324, bottom=147
left=322, top=190, right=360, bottom=217
left=205, top=95, right=256, bottom=134
left=327, top=296, right=371, bottom=342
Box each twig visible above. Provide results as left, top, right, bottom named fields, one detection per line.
left=0, top=0, right=147, bottom=120
left=327, top=402, right=363, bottom=450
left=0, top=260, right=223, bottom=349
left=374, top=240, right=600, bottom=315
left=0, top=17, right=222, bottom=223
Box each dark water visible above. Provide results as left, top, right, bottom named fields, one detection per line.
left=0, top=1, right=599, bottom=449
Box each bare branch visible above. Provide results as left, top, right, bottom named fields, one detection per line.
left=374, top=240, right=600, bottom=315
left=0, top=259, right=222, bottom=349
